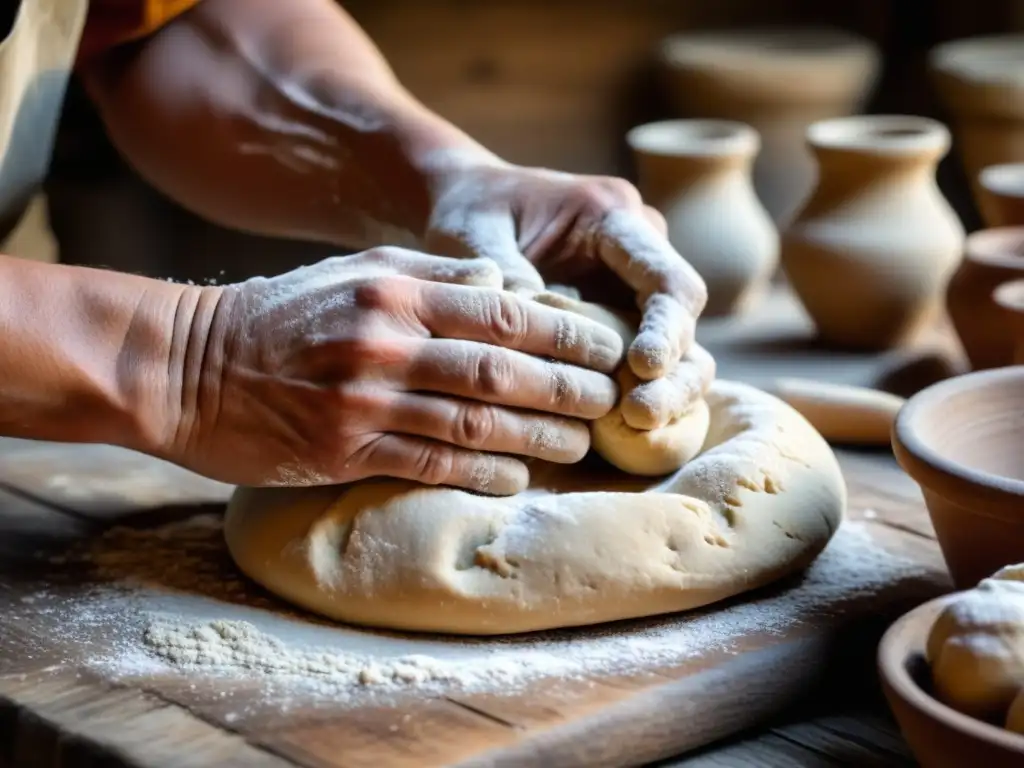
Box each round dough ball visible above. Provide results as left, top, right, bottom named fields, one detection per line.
left=591, top=367, right=710, bottom=476
left=927, top=582, right=1024, bottom=722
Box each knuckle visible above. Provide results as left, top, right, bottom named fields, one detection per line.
left=362, top=246, right=403, bottom=264
left=414, top=444, right=456, bottom=485
left=484, top=292, right=530, bottom=345
left=473, top=351, right=517, bottom=399
left=453, top=403, right=496, bottom=448
left=353, top=275, right=412, bottom=310
left=595, top=175, right=641, bottom=203
left=643, top=205, right=668, bottom=234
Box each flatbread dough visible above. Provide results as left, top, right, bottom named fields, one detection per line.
left=225, top=292, right=846, bottom=634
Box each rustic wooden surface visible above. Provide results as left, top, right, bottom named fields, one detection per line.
left=0, top=287, right=961, bottom=767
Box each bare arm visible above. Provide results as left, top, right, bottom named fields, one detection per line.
left=0, top=255, right=203, bottom=452
left=80, top=0, right=492, bottom=249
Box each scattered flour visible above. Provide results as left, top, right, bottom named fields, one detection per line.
left=35, top=512, right=941, bottom=712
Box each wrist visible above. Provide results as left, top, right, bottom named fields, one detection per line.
left=0, top=259, right=197, bottom=453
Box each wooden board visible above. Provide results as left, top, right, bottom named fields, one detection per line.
left=0, top=451, right=951, bottom=767
left=0, top=286, right=961, bottom=767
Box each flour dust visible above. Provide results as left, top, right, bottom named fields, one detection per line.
left=14, top=512, right=940, bottom=722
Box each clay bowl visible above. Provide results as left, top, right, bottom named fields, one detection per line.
left=879, top=594, right=1024, bottom=767
left=993, top=278, right=1024, bottom=365
left=946, top=227, right=1024, bottom=370
left=892, top=367, right=1024, bottom=588
left=979, top=164, right=1024, bottom=227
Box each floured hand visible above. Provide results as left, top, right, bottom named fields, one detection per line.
left=167, top=248, right=625, bottom=492
left=424, top=159, right=711, bottom=429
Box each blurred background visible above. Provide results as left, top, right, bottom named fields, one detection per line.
left=6, top=0, right=1022, bottom=275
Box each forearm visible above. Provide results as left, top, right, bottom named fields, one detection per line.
left=0, top=256, right=200, bottom=452
left=81, top=0, right=498, bottom=250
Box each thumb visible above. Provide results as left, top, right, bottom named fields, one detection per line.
left=425, top=209, right=545, bottom=295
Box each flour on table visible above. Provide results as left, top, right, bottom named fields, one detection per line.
left=34, top=513, right=939, bottom=708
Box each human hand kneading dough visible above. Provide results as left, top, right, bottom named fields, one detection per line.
left=425, top=160, right=714, bottom=431
left=173, top=248, right=627, bottom=493
left=0, top=0, right=715, bottom=496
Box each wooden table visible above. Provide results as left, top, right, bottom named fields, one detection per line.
left=0, top=289, right=963, bottom=766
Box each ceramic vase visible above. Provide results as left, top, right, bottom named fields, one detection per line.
left=993, top=277, right=1024, bottom=365
left=782, top=115, right=965, bottom=351
left=947, top=228, right=1024, bottom=370
left=659, top=26, right=881, bottom=227
left=929, top=35, right=1024, bottom=211
left=977, top=163, right=1024, bottom=227
left=627, top=119, right=778, bottom=317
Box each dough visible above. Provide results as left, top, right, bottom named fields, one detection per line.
left=927, top=567, right=1024, bottom=723
left=225, top=293, right=847, bottom=635
left=765, top=379, right=905, bottom=447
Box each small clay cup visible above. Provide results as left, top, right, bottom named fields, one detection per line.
left=892, top=367, right=1024, bottom=588
left=993, top=278, right=1024, bottom=365
left=878, top=594, right=1024, bottom=767
left=978, top=164, right=1024, bottom=227
left=946, top=227, right=1024, bottom=370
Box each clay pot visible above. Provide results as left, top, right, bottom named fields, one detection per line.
left=892, top=366, right=1024, bottom=589
left=879, top=595, right=1024, bottom=768
left=978, top=164, right=1024, bottom=227
left=782, top=115, right=965, bottom=351
left=627, top=119, right=777, bottom=317
left=658, top=26, right=881, bottom=227
left=946, top=228, right=1024, bottom=370
left=929, top=35, right=1024, bottom=212
left=993, top=278, right=1024, bottom=365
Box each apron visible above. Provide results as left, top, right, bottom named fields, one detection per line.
left=0, top=0, right=88, bottom=238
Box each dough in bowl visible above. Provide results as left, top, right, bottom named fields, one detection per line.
left=225, top=294, right=847, bottom=635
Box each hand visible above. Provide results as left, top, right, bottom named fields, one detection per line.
left=170, top=248, right=625, bottom=493
left=424, top=158, right=712, bottom=428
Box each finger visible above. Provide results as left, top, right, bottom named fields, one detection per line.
left=413, top=281, right=624, bottom=373
left=347, top=247, right=505, bottom=288
left=620, top=343, right=716, bottom=430
left=597, top=209, right=708, bottom=380
left=354, top=433, right=528, bottom=495
left=642, top=204, right=668, bottom=237
left=378, top=391, right=590, bottom=463
left=403, top=338, right=618, bottom=420
left=426, top=210, right=546, bottom=293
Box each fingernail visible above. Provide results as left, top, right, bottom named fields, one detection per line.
left=479, top=458, right=529, bottom=496
left=628, top=333, right=669, bottom=379
left=527, top=419, right=590, bottom=463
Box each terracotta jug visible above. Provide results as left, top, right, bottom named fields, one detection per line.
left=782, top=116, right=965, bottom=351
left=627, top=119, right=778, bottom=317
left=977, top=163, right=1024, bottom=227
left=993, top=277, right=1024, bottom=365
left=658, top=26, right=880, bottom=227
left=947, top=228, right=1024, bottom=370
left=929, top=35, right=1024, bottom=210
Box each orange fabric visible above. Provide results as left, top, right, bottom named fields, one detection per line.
left=77, top=0, right=203, bottom=63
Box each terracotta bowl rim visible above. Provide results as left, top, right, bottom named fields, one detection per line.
left=807, top=115, right=950, bottom=155
left=892, top=366, right=1024, bottom=511
left=980, top=163, right=1024, bottom=199
left=964, top=227, right=1024, bottom=269
left=659, top=25, right=876, bottom=62
left=929, top=33, right=1024, bottom=76
left=627, top=119, right=759, bottom=159
left=878, top=593, right=1024, bottom=755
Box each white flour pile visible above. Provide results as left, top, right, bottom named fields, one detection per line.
left=36, top=514, right=939, bottom=708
